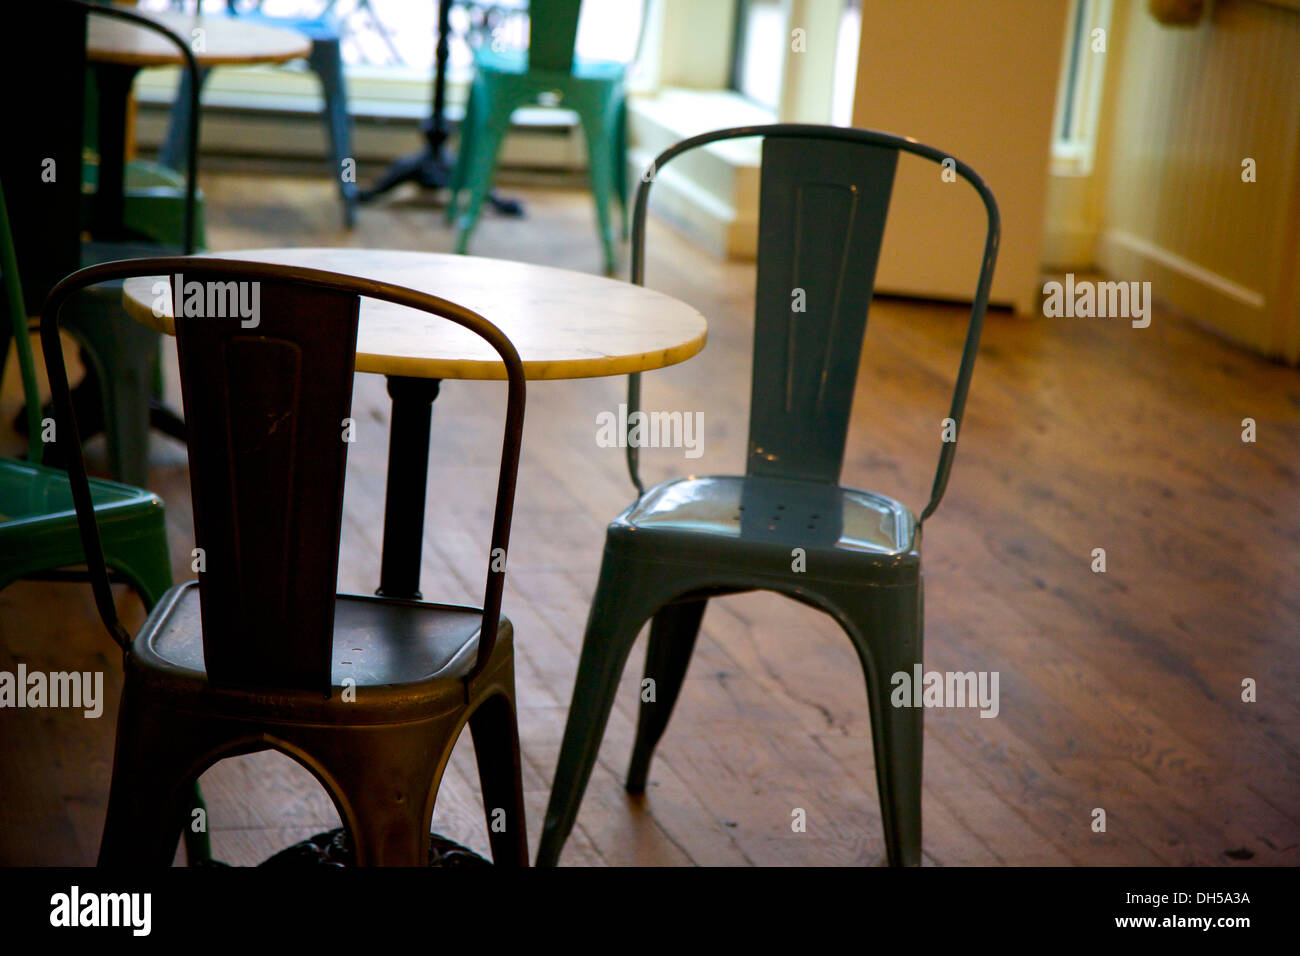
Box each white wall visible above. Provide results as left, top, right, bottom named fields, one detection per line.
left=851, top=0, right=1071, bottom=315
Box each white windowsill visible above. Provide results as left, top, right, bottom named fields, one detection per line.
left=626, top=87, right=772, bottom=259
left=130, top=63, right=584, bottom=168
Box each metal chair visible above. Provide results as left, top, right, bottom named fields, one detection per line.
left=77, top=9, right=209, bottom=252
left=448, top=0, right=632, bottom=274
left=41, top=257, right=529, bottom=866
left=0, top=178, right=191, bottom=858
left=5, top=0, right=202, bottom=488
left=0, top=179, right=172, bottom=607
left=80, top=158, right=208, bottom=252
left=536, top=123, right=1000, bottom=867
left=159, top=0, right=360, bottom=228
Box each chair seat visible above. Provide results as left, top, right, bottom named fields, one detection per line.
left=82, top=159, right=194, bottom=194
left=473, top=47, right=626, bottom=84
left=0, top=458, right=169, bottom=601
left=609, top=475, right=919, bottom=583
left=80, top=163, right=205, bottom=252
left=0, top=458, right=160, bottom=527
left=130, top=582, right=510, bottom=718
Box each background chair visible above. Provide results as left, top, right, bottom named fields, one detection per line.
left=80, top=44, right=209, bottom=251
left=81, top=147, right=208, bottom=252
left=536, top=123, right=1000, bottom=867
left=41, top=257, right=529, bottom=867
left=448, top=0, right=630, bottom=274
left=159, top=0, right=360, bottom=228
left=0, top=181, right=172, bottom=611
left=0, top=180, right=199, bottom=858
left=3, top=1, right=201, bottom=488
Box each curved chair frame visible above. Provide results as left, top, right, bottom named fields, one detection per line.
left=625, top=123, right=1001, bottom=523
left=42, top=256, right=524, bottom=684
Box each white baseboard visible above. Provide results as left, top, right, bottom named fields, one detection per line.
left=1098, top=228, right=1270, bottom=353
left=133, top=102, right=586, bottom=170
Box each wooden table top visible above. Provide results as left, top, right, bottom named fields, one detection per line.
left=86, top=8, right=311, bottom=68
left=122, top=249, right=709, bottom=381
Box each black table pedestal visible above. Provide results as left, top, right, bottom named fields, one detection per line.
left=89, top=63, right=141, bottom=242
left=377, top=375, right=443, bottom=600
left=359, top=0, right=522, bottom=217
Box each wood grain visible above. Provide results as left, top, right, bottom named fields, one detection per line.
left=120, top=248, right=708, bottom=381
left=1, top=169, right=1296, bottom=866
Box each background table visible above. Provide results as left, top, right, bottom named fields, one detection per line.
left=86, top=8, right=310, bottom=240
left=360, top=0, right=523, bottom=217
left=123, top=248, right=707, bottom=598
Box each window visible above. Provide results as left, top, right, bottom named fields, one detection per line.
left=830, top=0, right=859, bottom=127
left=729, top=0, right=861, bottom=125
left=141, top=1, right=642, bottom=79
left=129, top=0, right=649, bottom=144
left=1052, top=0, right=1112, bottom=174
left=730, top=0, right=786, bottom=111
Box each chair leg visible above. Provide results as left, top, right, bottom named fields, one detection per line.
left=99, top=340, right=155, bottom=490
left=468, top=690, right=529, bottom=866
left=302, top=720, right=453, bottom=867
left=63, top=294, right=160, bottom=488
left=573, top=98, right=619, bottom=275
left=158, top=67, right=212, bottom=172
left=182, top=781, right=212, bottom=864
left=453, top=89, right=515, bottom=256
left=614, top=94, right=629, bottom=240
left=99, top=691, right=207, bottom=866
left=129, top=588, right=207, bottom=867
left=536, top=557, right=668, bottom=866
left=446, top=84, right=478, bottom=225
left=309, top=37, right=359, bottom=229
left=833, top=580, right=924, bottom=867
left=625, top=597, right=707, bottom=794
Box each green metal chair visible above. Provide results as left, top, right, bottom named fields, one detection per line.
left=6, top=2, right=201, bottom=488
left=1, top=163, right=206, bottom=869
left=80, top=60, right=209, bottom=251
left=536, top=124, right=1001, bottom=867
left=81, top=160, right=209, bottom=253
left=59, top=1, right=201, bottom=488
left=448, top=0, right=630, bottom=274
left=0, top=177, right=173, bottom=607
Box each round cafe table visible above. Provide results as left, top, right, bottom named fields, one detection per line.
left=122, top=248, right=708, bottom=599
left=85, top=8, right=311, bottom=240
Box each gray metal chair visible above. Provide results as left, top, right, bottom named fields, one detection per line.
left=536, top=123, right=1000, bottom=867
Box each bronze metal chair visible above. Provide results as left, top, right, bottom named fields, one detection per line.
left=40, top=257, right=528, bottom=866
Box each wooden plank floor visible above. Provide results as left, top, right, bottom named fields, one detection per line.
left=2, top=168, right=1297, bottom=866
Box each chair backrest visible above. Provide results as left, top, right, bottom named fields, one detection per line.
left=0, top=183, right=45, bottom=464
left=40, top=258, right=526, bottom=693
left=627, top=124, right=1000, bottom=523
left=527, top=0, right=582, bottom=74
